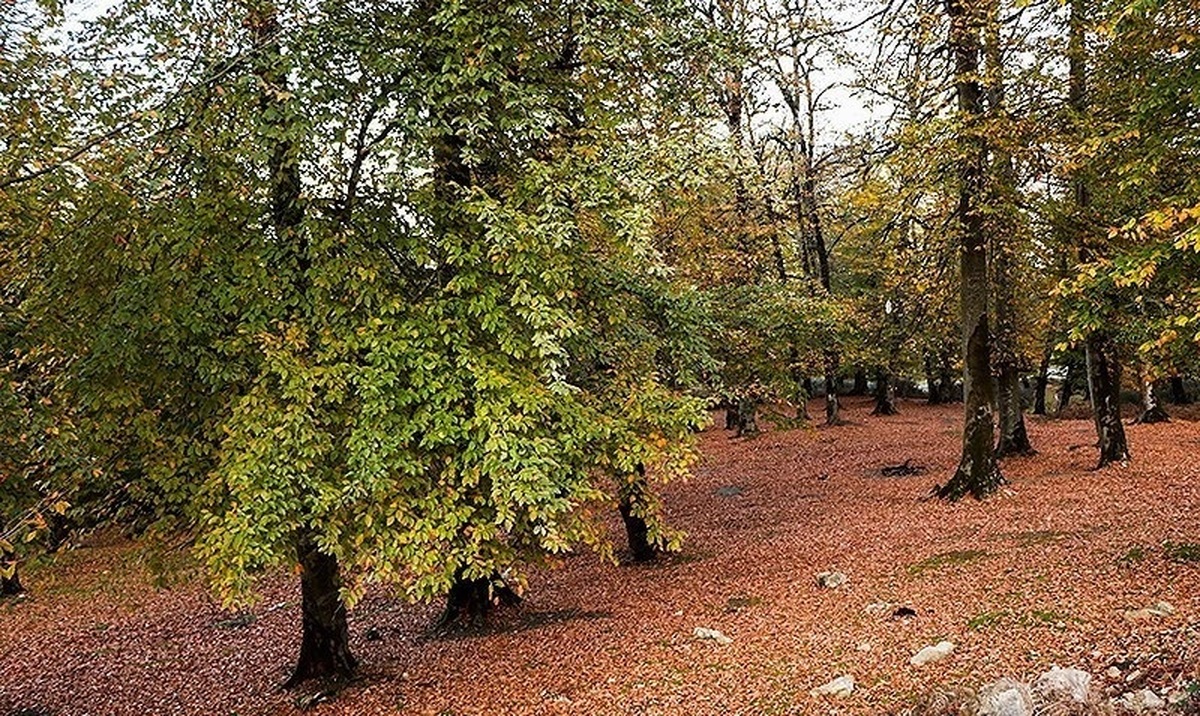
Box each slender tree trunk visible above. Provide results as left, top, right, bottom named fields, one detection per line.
left=938, top=0, right=1003, bottom=500
left=925, top=354, right=943, bottom=404
left=824, top=353, right=840, bottom=425
left=983, top=0, right=1032, bottom=457
left=1135, top=376, right=1170, bottom=424
left=618, top=464, right=657, bottom=563
left=872, top=368, right=899, bottom=415
left=285, top=535, right=356, bottom=687
left=1068, top=0, right=1129, bottom=467
left=1169, top=375, right=1190, bottom=404
left=937, top=350, right=958, bottom=403
left=1032, top=352, right=1051, bottom=415
left=1, top=543, right=22, bottom=596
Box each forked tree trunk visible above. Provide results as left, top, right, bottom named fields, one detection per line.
left=938, top=0, right=1003, bottom=501
left=872, top=369, right=899, bottom=415
left=1135, top=376, right=1169, bottom=424
left=285, top=536, right=356, bottom=687
left=1032, top=352, right=1051, bottom=415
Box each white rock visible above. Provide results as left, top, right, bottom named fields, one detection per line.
left=817, top=571, right=848, bottom=589
left=979, top=678, right=1033, bottom=716
left=909, top=640, right=955, bottom=666
left=1120, top=688, right=1165, bottom=712
left=855, top=641, right=872, bottom=652
left=1034, top=666, right=1092, bottom=704
left=692, top=627, right=733, bottom=645
left=864, top=601, right=891, bottom=615
left=1106, top=666, right=1122, bottom=680
left=810, top=675, right=855, bottom=698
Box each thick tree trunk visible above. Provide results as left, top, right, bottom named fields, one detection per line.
left=0, top=571, right=20, bottom=596
left=1085, top=332, right=1130, bottom=465
left=1169, top=376, right=1190, bottom=404
left=872, top=369, right=899, bottom=415
left=938, top=0, right=1003, bottom=501
left=1032, top=352, right=1051, bottom=415
left=285, top=536, right=356, bottom=687
left=1135, top=377, right=1170, bottom=424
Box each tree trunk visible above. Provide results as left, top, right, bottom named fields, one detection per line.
left=1, top=543, right=22, bottom=597
left=823, top=352, right=841, bottom=426
left=1032, top=352, right=1050, bottom=415
left=619, top=499, right=656, bottom=563
left=1135, top=376, right=1170, bottom=424
left=285, top=536, right=356, bottom=687
left=872, top=369, right=899, bottom=415
left=1067, top=0, right=1129, bottom=467
left=1169, top=375, right=1190, bottom=404
left=852, top=368, right=869, bottom=395
left=938, top=0, right=1003, bottom=501
left=1085, top=332, right=1130, bottom=465
left=996, top=363, right=1033, bottom=456
left=724, top=401, right=739, bottom=430
left=1056, top=361, right=1076, bottom=414
left=735, top=396, right=760, bottom=437
left=925, top=354, right=943, bottom=404
left=437, top=569, right=523, bottom=629
left=937, top=350, right=958, bottom=403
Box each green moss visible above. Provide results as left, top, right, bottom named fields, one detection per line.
left=1164, top=541, right=1200, bottom=563
left=967, top=609, right=1009, bottom=630
left=908, top=549, right=989, bottom=575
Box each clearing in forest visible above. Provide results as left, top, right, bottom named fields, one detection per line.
left=1, top=397, right=1198, bottom=715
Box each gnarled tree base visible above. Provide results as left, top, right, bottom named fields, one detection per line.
left=1134, top=406, right=1170, bottom=424
left=436, top=571, right=523, bottom=630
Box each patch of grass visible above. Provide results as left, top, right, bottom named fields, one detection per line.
left=1008, top=530, right=1071, bottom=546
left=908, top=549, right=989, bottom=576
left=1118, top=545, right=1147, bottom=565
left=1163, top=541, right=1200, bottom=563
left=1017, top=609, right=1078, bottom=628
left=967, top=609, right=1009, bottom=630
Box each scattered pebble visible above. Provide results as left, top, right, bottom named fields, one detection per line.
left=817, top=571, right=848, bottom=589
left=692, top=627, right=732, bottom=645
left=810, top=675, right=855, bottom=698
left=910, top=640, right=955, bottom=666
left=1033, top=666, right=1092, bottom=704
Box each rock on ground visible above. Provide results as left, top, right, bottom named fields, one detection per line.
left=817, top=571, right=848, bottom=589
left=810, top=675, right=855, bottom=698
left=691, top=627, right=732, bottom=645
left=1034, top=666, right=1093, bottom=704
left=978, top=678, right=1033, bottom=716
left=910, top=640, right=955, bottom=666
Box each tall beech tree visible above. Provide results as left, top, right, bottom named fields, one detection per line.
left=938, top=0, right=1003, bottom=500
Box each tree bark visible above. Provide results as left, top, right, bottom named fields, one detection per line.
left=823, top=353, right=841, bottom=425
left=1, top=542, right=22, bottom=597
left=1056, top=361, right=1076, bottom=414
left=1032, top=352, right=1051, bottom=415
left=1135, top=376, right=1169, bottom=424
left=938, top=0, right=1003, bottom=501
left=1068, top=0, right=1129, bottom=466
left=618, top=464, right=658, bottom=563
left=925, top=354, right=943, bottom=404
left=285, top=535, right=356, bottom=687
left=735, top=396, right=760, bottom=437
left=872, top=369, right=899, bottom=415
left=852, top=368, right=869, bottom=395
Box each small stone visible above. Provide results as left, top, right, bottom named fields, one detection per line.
left=855, top=641, right=872, bottom=652
left=1106, top=666, right=1122, bottom=680
left=810, top=675, right=855, bottom=698
left=910, top=640, right=955, bottom=666
left=692, top=627, right=733, bottom=645
left=1126, top=669, right=1144, bottom=684
left=1120, top=688, right=1165, bottom=712
left=864, top=602, right=891, bottom=615
left=978, top=678, right=1033, bottom=716
left=1124, top=608, right=1158, bottom=622
left=1034, top=666, right=1092, bottom=704
left=817, top=571, right=848, bottom=589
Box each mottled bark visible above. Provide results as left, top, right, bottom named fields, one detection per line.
left=1135, top=377, right=1169, bottom=424
left=938, top=0, right=1003, bottom=500
left=1085, top=331, right=1130, bottom=465
left=824, top=353, right=841, bottom=426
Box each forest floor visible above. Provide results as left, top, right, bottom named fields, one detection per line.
left=2, top=397, right=1200, bottom=716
